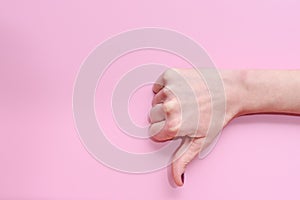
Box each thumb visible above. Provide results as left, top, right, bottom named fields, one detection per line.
left=172, top=137, right=205, bottom=186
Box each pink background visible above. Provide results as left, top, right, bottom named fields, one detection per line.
left=1, top=0, right=300, bottom=199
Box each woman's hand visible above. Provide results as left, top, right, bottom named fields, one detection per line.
left=149, top=68, right=244, bottom=186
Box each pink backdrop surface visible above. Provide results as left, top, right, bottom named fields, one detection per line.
left=1, top=0, right=300, bottom=199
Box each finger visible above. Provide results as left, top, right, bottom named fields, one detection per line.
left=172, top=137, right=205, bottom=186
left=149, top=119, right=179, bottom=142
left=150, top=100, right=181, bottom=141
left=148, top=121, right=165, bottom=138
left=152, top=72, right=165, bottom=94
left=149, top=104, right=165, bottom=123
left=152, top=88, right=171, bottom=106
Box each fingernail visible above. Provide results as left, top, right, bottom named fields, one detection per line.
left=181, top=173, right=185, bottom=184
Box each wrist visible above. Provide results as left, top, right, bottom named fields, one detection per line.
left=219, top=69, right=300, bottom=120
left=236, top=69, right=279, bottom=115
left=219, top=69, right=247, bottom=122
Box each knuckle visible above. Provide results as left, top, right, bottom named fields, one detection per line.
left=158, top=88, right=172, bottom=102
left=162, top=99, right=178, bottom=114
left=165, top=120, right=180, bottom=135
left=162, top=100, right=175, bottom=114
left=162, top=68, right=175, bottom=81
left=160, top=88, right=169, bottom=97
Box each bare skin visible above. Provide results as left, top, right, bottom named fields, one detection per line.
left=149, top=68, right=300, bottom=186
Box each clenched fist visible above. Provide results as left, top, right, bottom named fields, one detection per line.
left=149, top=68, right=242, bottom=186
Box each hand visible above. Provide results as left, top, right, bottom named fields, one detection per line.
left=149, top=68, right=242, bottom=186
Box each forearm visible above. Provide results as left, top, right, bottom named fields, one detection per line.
left=234, top=70, right=300, bottom=115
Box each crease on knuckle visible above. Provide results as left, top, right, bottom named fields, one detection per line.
left=165, top=119, right=180, bottom=135
left=162, top=100, right=176, bottom=114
